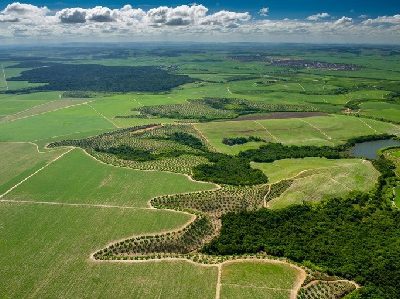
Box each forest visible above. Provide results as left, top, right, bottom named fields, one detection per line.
left=8, top=64, right=195, bottom=92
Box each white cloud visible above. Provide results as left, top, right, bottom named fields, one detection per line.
left=200, top=10, right=251, bottom=28
left=56, top=8, right=86, bottom=24
left=334, top=16, right=353, bottom=26
left=0, top=3, right=399, bottom=44
left=259, top=8, right=269, bottom=17
left=2, top=2, right=49, bottom=17
left=0, top=15, right=19, bottom=22
left=363, top=14, right=400, bottom=25
left=86, top=6, right=117, bottom=22
left=0, top=2, right=50, bottom=25
left=307, top=12, right=330, bottom=21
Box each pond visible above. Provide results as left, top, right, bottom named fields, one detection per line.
left=350, top=139, right=400, bottom=159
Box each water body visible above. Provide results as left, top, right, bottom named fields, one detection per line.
left=350, top=139, right=400, bottom=159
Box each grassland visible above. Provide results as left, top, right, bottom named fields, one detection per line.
left=4, top=149, right=215, bottom=207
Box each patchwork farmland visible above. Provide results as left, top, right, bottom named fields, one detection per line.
left=0, top=44, right=399, bottom=299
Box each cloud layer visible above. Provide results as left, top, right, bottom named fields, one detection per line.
left=0, top=2, right=399, bottom=44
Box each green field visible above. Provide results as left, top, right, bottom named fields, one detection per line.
left=220, top=261, right=301, bottom=299
left=0, top=142, right=66, bottom=194
left=196, top=115, right=399, bottom=154
left=4, top=149, right=215, bottom=207
left=0, top=103, right=115, bottom=145
left=0, top=92, right=61, bottom=117
left=360, top=102, right=400, bottom=123
left=0, top=202, right=217, bottom=298
left=254, top=158, right=379, bottom=209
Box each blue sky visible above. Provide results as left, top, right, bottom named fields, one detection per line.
left=8, top=0, right=399, bottom=18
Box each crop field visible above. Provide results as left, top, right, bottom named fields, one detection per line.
left=0, top=45, right=399, bottom=298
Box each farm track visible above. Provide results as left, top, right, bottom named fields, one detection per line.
left=86, top=102, right=119, bottom=128
left=191, top=123, right=217, bottom=151
left=0, top=100, right=93, bottom=124
left=254, top=120, right=281, bottom=142
left=299, top=119, right=334, bottom=144
left=357, top=117, right=379, bottom=134
left=0, top=199, right=154, bottom=210
left=1, top=64, right=8, bottom=91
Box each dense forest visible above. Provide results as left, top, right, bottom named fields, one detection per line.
left=222, top=136, right=264, bottom=146
left=203, top=156, right=400, bottom=298
left=239, top=143, right=343, bottom=162
left=8, top=64, right=195, bottom=92
left=193, top=153, right=268, bottom=185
